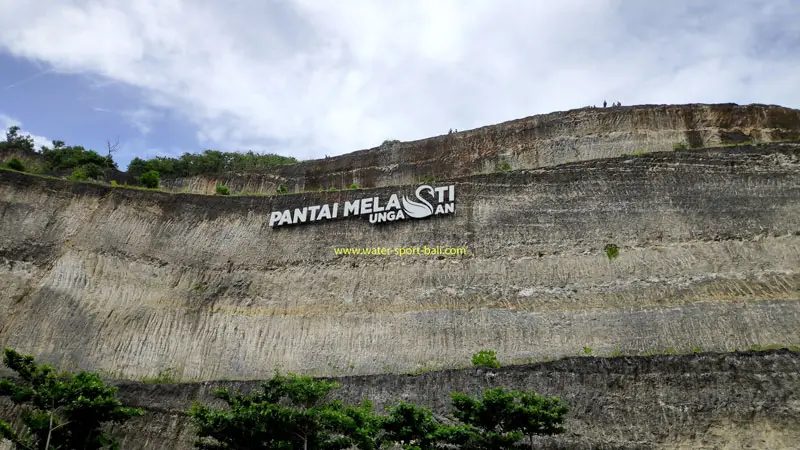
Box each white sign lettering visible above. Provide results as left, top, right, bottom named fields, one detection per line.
left=269, top=184, right=456, bottom=228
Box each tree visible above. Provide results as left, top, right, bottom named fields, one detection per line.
left=0, top=348, right=144, bottom=450
left=188, top=372, right=380, bottom=450
left=40, top=140, right=115, bottom=172
left=380, top=401, right=470, bottom=450
left=381, top=401, right=439, bottom=450
left=450, top=387, right=568, bottom=450
left=1, top=126, right=35, bottom=153
left=138, top=170, right=160, bottom=189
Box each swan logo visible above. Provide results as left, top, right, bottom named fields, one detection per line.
left=401, top=185, right=436, bottom=219
left=269, top=184, right=456, bottom=228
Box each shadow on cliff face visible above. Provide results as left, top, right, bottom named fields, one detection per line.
left=0, top=286, right=100, bottom=376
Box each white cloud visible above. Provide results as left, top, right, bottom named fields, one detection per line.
left=0, top=113, right=51, bottom=150
left=0, top=0, right=798, bottom=159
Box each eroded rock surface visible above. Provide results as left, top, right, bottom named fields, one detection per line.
left=159, top=103, right=800, bottom=194
left=44, top=351, right=800, bottom=450
left=1, top=144, right=798, bottom=381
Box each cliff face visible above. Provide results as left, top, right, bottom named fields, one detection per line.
left=1, top=143, right=798, bottom=382
left=3, top=351, right=792, bottom=450
left=159, top=103, right=800, bottom=194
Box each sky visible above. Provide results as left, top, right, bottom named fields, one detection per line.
left=0, top=0, right=798, bottom=171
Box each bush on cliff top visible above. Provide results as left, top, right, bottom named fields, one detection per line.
left=1, top=126, right=117, bottom=174
left=0, top=348, right=144, bottom=450
left=139, top=170, right=160, bottom=189
left=5, top=157, right=25, bottom=172
left=0, top=126, right=35, bottom=154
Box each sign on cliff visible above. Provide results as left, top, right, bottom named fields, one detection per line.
left=269, top=184, right=456, bottom=228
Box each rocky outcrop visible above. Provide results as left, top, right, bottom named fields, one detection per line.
left=1, top=143, right=798, bottom=382
left=159, top=103, right=800, bottom=194
left=0, top=350, right=783, bottom=450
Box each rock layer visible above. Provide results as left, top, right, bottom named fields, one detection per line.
left=159, top=103, right=800, bottom=195
left=1, top=144, right=798, bottom=381
left=3, top=351, right=789, bottom=450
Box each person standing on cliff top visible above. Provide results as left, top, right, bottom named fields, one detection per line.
left=603, top=100, right=607, bottom=107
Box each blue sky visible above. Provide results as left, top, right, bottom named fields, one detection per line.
left=1, top=0, right=799, bottom=171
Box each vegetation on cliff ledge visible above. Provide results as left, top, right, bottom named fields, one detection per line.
left=1, top=348, right=568, bottom=450
left=127, top=149, right=298, bottom=179
left=0, top=126, right=297, bottom=189
left=189, top=371, right=568, bottom=450
left=0, top=348, right=144, bottom=450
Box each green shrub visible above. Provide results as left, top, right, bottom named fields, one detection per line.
left=139, top=170, right=160, bottom=189
left=276, top=183, right=288, bottom=194
left=328, top=186, right=337, bottom=191
left=68, top=167, right=88, bottom=181
left=495, top=160, right=511, bottom=172
left=471, top=349, right=501, bottom=369
left=583, top=346, right=592, bottom=355
left=79, top=163, right=105, bottom=180
left=604, top=243, right=619, bottom=260
left=349, top=183, right=358, bottom=190
left=215, top=184, right=230, bottom=195
left=5, top=157, right=25, bottom=171
left=631, top=148, right=647, bottom=156
left=672, top=142, right=688, bottom=150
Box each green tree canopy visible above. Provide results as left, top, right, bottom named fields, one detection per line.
left=188, top=372, right=380, bottom=450
left=0, top=348, right=144, bottom=450
left=0, top=126, right=35, bottom=153
left=127, top=150, right=297, bottom=178
left=450, top=387, right=569, bottom=450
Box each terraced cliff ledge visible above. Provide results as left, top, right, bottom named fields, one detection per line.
left=159, top=103, right=800, bottom=194
left=94, top=351, right=800, bottom=449
left=1, top=143, right=799, bottom=381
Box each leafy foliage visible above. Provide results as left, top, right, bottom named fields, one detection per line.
left=215, top=185, right=230, bottom=196
left=40, top=140, right=115, bottom=172
left=6, top=157, right=25, bottom=172
left=188, top=372, right=379, bottom=450
left=495, top=160, right=511, bottom=172
left=187, top=371, right=571, bottom=450
left=68, top=163, right=105, bottom=181
left=381, top=401, right=473, bottom=450
left=0, top=126, right=35, bottom=153
left=138, top=170, right=160, bottom=189
left=450, top=387, right=569, bottom=449
left=604, top=243, right=619, bottom=260
left=276, top=183, right=289, bottom=194
left=0, top=348, right=144, bottom=450
left=471, top=350, right=501, bottom=369
left=127, top=150, right=297, bottom=178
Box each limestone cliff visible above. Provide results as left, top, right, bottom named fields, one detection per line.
left=1, top=103, right=800, bottom=449
left=104, top=350, right=800, bottom=450
left=159, top=103, right=800, bottom=195
left=1, top=143, right=798, bottom=381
